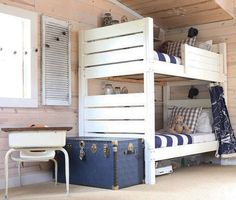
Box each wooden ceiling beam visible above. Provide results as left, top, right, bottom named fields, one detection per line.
left=158, top=8, right=231, bottom=29
left=122, top=0, right=209, bottom=12
left=118, top=0, right=234, bottom=28
left=215, top=0, right=235, bottom=18
left=142, top=1, right=217, bottom=18
left=118, top=0, right=155, bottom=7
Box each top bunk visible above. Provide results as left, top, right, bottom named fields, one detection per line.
left=79, top=17, right=227, bottom=83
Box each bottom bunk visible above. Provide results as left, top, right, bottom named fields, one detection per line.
left=154, top=132, right=217, bottom=161
left=79, top=79, right=227, bottom=185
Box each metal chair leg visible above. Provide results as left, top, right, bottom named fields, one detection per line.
left=4, top=149, right=16, bottom=200
left=59, top=148, right=69, bottom=195
left=51, top=159, right=58, bottom=185
left=17, top=162, right=22, bottom=186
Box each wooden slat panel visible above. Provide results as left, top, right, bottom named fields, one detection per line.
left=84, top=46, right=145, bottom=67
left=154, top=141, right=218, bottom=161
left=84, top=93, right=145, bottom=107
left=85, top=62, right=145, bottom=79
left=184, top=44, right=220, bottom=59
left=166, top=99, right=211, bottom=108
left=188, top=60, right=220, bottom=72
left=84, top=120, right=145, bottom=133
left=188, top=54, right=219, bottom=67
left=183, top=44, right=221, bottom=73
left=151, top=62, right=185, bottom=77
left=83, top=18, right=150, bottom=41
left=85, top=107, right=145, bottom=120
left=84, top=33, right=145, bottom=54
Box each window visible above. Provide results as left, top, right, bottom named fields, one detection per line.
left=0, top=4, right=38, bottom=107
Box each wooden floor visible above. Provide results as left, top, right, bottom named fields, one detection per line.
left=1, top=164, right=236, bottom=200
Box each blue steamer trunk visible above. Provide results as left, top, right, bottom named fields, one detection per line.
left=56, top=137, right=144, bottom=189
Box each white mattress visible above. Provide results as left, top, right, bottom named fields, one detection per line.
left=192, top=132, right=216, bottom=143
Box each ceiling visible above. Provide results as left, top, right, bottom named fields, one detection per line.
left=118, top=0, right=235, bottom=29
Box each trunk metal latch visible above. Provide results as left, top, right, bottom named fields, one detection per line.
left=79, top=141, right=85, bottom=160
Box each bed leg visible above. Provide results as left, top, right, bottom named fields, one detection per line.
left=145, top=148, right=156, bottom=184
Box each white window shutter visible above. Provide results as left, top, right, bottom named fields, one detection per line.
left=42, top=16, right=71, bottom=105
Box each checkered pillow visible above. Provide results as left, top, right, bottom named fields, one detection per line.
left=168, top=106, right=202, bottom=133
left=167, top=37, right=196, bottom=58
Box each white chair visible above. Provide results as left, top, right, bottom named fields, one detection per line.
left=4, top=148, right=69, bottom=200
left=11, top=150, right=58, bottom=186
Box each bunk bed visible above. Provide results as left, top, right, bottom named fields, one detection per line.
left=78, top=17, right=227, bottom=185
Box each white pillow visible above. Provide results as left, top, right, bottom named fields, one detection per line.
left=196, top=110, right=213, bottom=133
left=196, top=40, right=213, bottom=51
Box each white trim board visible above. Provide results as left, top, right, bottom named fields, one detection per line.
left=107, top=0, right=143, bottom=19
left=108, top=0, right=160, bottom=29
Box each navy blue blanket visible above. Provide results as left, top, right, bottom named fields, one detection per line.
left=209, top=85, right=236, bottom=158
left=155, top=132, right=192, bottom=148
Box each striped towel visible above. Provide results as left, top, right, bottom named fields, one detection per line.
left=153, top=51, right=181, bottom=65
left=155, top=132, right=193, bottom=148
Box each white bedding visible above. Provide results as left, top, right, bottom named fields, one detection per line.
left=155, top=130, right=216, bottom=148
left=191, top=132, right=216, bottom=143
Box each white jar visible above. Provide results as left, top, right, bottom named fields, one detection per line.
left=114, top=87, right=121, bottom=94
left=104, top=84, right=114, bottom=95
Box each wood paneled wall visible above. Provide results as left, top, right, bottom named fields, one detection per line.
left=165, top=19, right=236, bottom=130
left=0, top=0, right=137, bottom=184
left=2, top=0, right=234, bottom=187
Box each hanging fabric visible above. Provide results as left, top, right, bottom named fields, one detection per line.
left=209, top=84, right=236, bottom=158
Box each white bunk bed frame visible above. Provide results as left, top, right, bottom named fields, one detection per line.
left=79, top=17, right=227, bottom=185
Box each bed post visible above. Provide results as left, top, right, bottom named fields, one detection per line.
left=143, top=17, right=156, bottom=185
left=163, top=83, right=170, bottom=130
left=219, top=43, right=228, bottom=104
left=79, top=31, right=87, bottom=137
left=144, top=70, right=155, bottom=185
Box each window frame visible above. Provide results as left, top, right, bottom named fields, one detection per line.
left=0, top=4, right=38, bottom=108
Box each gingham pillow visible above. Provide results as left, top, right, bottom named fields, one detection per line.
left=168, top=106, right=202, bottom=133
left=167, top=37, right=196, bottom=58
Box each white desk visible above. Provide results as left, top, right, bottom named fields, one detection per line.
left=2, top=127, right=72, bottom=200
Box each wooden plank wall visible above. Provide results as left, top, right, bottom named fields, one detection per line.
left=0, top=0, right=137, bottom=184
left=165, top=19, right=236, bottom=131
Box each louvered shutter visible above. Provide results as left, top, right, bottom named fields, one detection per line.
left=42, top=16, right=71, bottom=105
